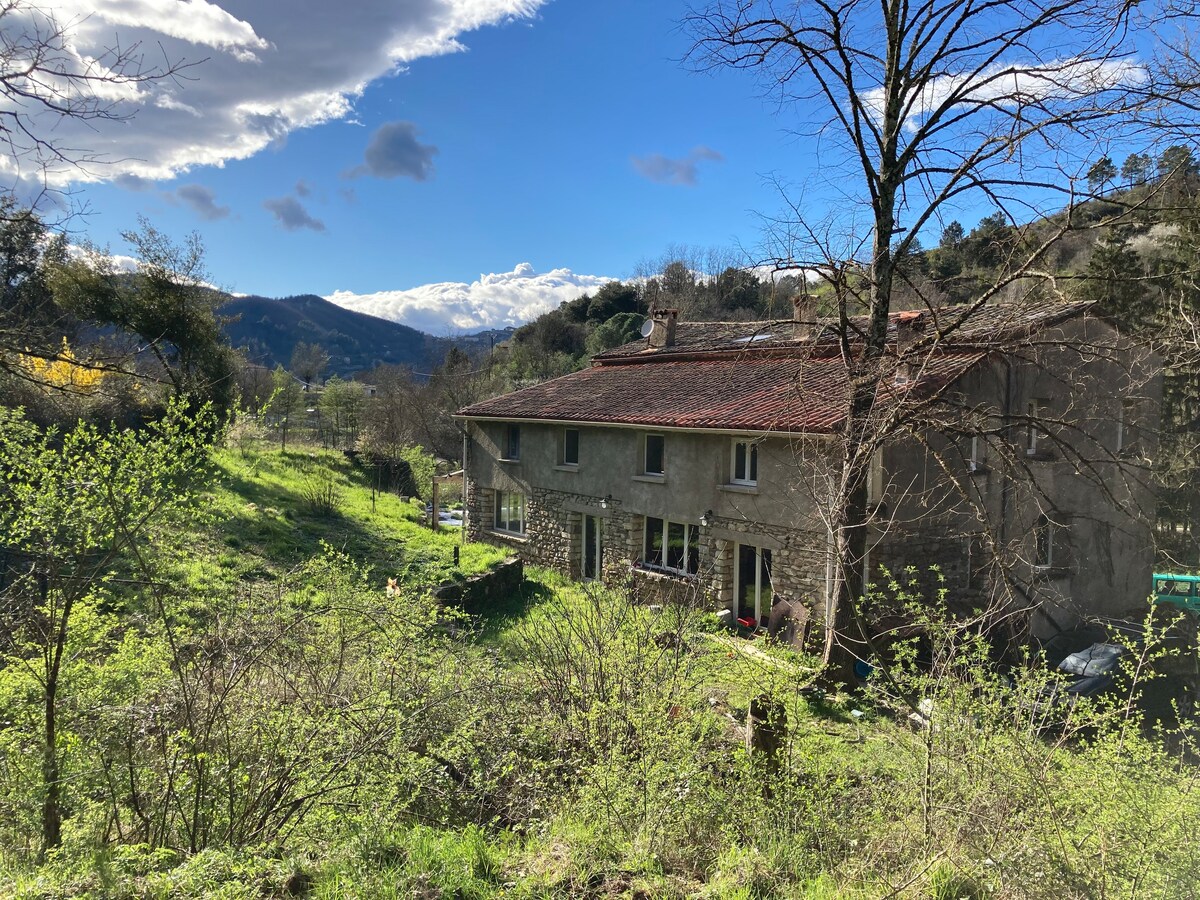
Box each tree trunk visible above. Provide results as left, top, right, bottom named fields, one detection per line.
left=41, top=675, right=61, bottom=856
left=822, top=412, right=874, bottom=686
left=821, top=163, right=899, bottom=685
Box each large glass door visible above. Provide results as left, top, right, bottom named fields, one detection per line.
left=582, top=514, right=603, bottom=580
left=735, top=543, right=773, bottom=625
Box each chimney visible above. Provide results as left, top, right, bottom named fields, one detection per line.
left=894, top=310, right=925, bottom=383
left=648, top=308, right=679, bottom=349
left=792, top=295, right=817, bottom=339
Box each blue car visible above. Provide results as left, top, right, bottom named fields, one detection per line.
left=1031, top=642, right=1126, bottom=720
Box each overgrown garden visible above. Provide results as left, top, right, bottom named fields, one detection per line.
left=0, top=411, right=1196, bottom=898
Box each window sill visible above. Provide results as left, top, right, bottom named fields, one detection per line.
left=486, top=529, right=528, bottom=543
left=497, top=457, right=521, bottom=466
left=632, top=474, right=666, bottom=484
left=553, top=464, right=579, bottom=473
left=720, top=482, right=759, bottom=495
left=1032, top=565, right=1070, bottom=580
left=1024, top=450, right=1054, bottom=461
left=632, top=564, right=697, bottom=582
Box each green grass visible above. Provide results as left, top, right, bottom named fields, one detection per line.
left=166, top=439, right=507, bottom=599
left=6, top=440, right=1195, bottom=899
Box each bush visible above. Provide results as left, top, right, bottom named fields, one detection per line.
left=299, top=466, right=343, bottom=516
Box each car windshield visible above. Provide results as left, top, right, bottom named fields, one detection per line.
left=1058, top=643, right=1124, bottom=677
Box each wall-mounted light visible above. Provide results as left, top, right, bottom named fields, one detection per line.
left=700, top=509, right=713, bottom=527
left=600, top=494, right=612, bottom=510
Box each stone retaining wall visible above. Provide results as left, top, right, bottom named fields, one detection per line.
left=433, top=556, right=524, bottom=615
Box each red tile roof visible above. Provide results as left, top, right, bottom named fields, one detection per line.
left=458, top=351, right=985, bottom=433
left=456, top=302, right=1094, bottom=434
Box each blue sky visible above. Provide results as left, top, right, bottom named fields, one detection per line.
left=28, top=0, right=1159, bottom=333
left=52, top=0, right=808, bottom=332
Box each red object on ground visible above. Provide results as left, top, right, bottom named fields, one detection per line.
left=737, top=616, right=757, bottom=629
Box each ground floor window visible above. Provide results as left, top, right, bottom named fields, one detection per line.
left=643, top=516, right=699, bottom=574
left=494, top=490, right=525, bottom=534
left=736, top=543, right=773, bottom=626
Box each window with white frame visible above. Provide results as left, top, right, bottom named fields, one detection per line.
left=731, top=438, right=759, bottom=485
left=969, top=434, right=985, bottom=472
left=867, top=447, right=884, bottom=505
left=642, top=516, right=699, bottom=574
left=494, top=490, right=525, bottom=534
left=561, top=427, right=580, bottom=467
left=1116, top=400, right=1137, bottom=454
left=642, top=433, right=665, bottom=476
left=501, top=424, right=520, bottom=461
left=1026, top=399, right=1047, bottom=455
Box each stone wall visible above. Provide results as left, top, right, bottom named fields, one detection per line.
left=469, top=481, right=835, bottom=618
left=870, top=524, right=989, bottom=610
left=467, top=475, right=1006, bottom=643
left=433, top=556, right=524, bottom=615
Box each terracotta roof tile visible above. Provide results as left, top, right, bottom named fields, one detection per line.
left=458, top=351, right=985, bottom=433
left=457, top=302, right=1094, bottom=434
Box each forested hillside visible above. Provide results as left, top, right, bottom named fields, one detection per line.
left=221, top=293, right=443, bottom=375
left=489, top=148, right=1200, bottom=386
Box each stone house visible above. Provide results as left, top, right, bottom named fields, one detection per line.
left=455, top=300, right=1159, bottom=642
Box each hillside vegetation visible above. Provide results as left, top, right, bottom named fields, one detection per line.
left=1, top=417, right=1197, bottom=899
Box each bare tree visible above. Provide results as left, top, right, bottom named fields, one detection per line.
left=687, top=0, right=1197, bottom=679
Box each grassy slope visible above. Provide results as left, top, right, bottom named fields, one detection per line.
left=173, top=441, right=506, bottom=598
left=4, top=442, right=1195, bottom=899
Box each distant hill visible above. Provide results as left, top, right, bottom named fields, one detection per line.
left=221, top=293, right=446, bottom=375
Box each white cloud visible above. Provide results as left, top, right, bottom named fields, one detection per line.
left=326, top=263, right=617, bottom=334
left=12, top=0, right=548, bottom=185
left=66, top=244, right=140, bottom=273
left=864, top=57, right=1147, bottom=132
left=57, top=0, right=271, bottom=59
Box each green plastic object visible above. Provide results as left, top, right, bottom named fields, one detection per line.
left=1153, top=573, right=1200, bottom=612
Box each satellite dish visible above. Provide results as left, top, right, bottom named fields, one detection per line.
left=639, top=318, right=654, bottom=338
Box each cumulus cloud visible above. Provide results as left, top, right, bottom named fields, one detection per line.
left=57, top=0, right=271, bottom=61
left=326, top=262, right=616, bottom=333
left=347, top=121, right=438, bottom=181
left=263, top=195, right=325, bottom=232
left=14, top=0, right=548, bottom=186
left=174, top=183, right=231, bottom=220
left=864, top=57, right=1147, bottom=131
left=631, top=146, right=724, bottom=186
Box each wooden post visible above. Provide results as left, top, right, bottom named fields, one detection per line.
left=746, top=693, right=786, bottom=797
left=430, top=477, right=439, bottom=531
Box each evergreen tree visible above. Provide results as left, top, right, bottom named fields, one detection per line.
left=1121, top=152, right=1152, bottom=187
left=1087, top=156, right=1117, bottom=193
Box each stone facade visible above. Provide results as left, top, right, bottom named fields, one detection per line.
left=459, top=311, right=1161, bottom=642
left=464, top=426, right=839, bottom=624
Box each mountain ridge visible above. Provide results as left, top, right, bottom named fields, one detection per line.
left=220, top=292, right=515, bottom=375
